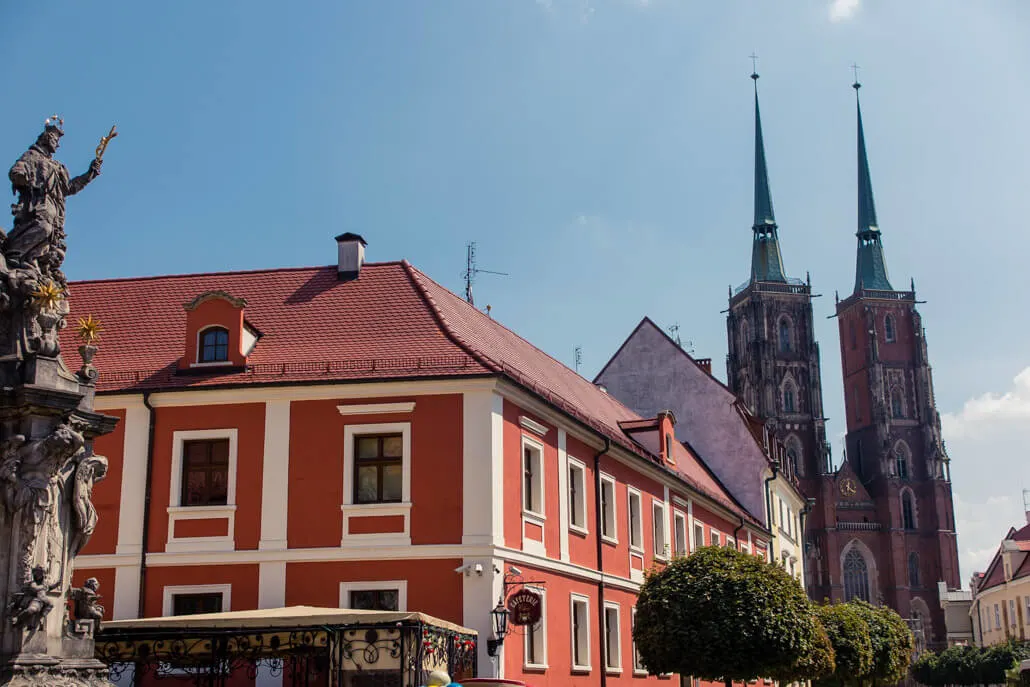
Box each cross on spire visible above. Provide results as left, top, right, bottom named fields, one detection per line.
left=851, top=63, right=861, bottom=89
left=750, top=53, right=759, bottom=80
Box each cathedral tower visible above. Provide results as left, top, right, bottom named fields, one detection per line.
left=830, top=80, right=960, bottom=649
left=726, top=71, right=830, bottom=502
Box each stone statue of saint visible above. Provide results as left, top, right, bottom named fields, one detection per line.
left=7, top=118, right=102, bottom=282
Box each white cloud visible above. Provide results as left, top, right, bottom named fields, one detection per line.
left=829, top=0, right=861, bottom=22
left=943, top=367, right=1030, bottom=581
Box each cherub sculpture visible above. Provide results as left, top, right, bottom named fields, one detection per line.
left=7, top=565, right=57, bottom=633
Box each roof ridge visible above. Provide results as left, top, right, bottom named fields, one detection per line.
left=69, top=261, right=407, bottom=286
left=400, top=261, right=502, bottom=373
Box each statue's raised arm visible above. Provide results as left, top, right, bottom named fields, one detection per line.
left=6, top=116, right=113, bottom=286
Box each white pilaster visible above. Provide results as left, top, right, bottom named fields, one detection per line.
left=686, top=498, right=695, bottom=551
left=112, top=400, right=151, bottom=619
left=462, top=390, right=504, bottom=547
left=112, top=565, right=141, bottom=620
left=258, top=562, right=287, bottom=609
left=462, top=555, right=506, bottom=679
left=259, top=400, right=291, bottom=551
left=557, top=429, right=569, bottom=562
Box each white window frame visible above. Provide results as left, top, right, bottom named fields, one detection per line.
left=167, top=429, right=239, bottom=553
left=600, top=473, right=618, bottom=545
left=693, top=521, right=705, bottom=552
left=339, top=580, right=407, bottom=612
left=1011, top=599, right=1018, bottom=627
left=652, top=500, right=668, bottom=561
left=711, top=531, right=721, bottom=547
left=726, top=537, right=735, bottom=550
left=568, top=457, right=588, bottom=535
left=193, top=324, right=233, bottom=367
left=995, top=604, right=1001, bottom=629
left=523, top=585, right=547, bottom=670
left=673, top=510, right=688, bottom=558
left=163, top=584, right=232, bottom=617
left=632, top=607, right=646, bottom=676
left=521, top=434, right=546, bottom=520
left=628, top=487, right=643, bottom=553
left=341, top=422, right=413, bottom=547
left=570, top=593, right=591, bottom=672
left=604, top=601, right=622, bottom=674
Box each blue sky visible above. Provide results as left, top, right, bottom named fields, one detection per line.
left=2, top=0, right=1028, bottom=581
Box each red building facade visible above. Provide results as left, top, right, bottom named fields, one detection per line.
left=68, top=236, right=769, bottom=685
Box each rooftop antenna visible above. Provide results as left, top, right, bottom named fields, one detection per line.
left=1023, top=489, right=1030, bottom=523
left=668, top=323, right=682, bottom=347
left=574, top=346, right=582, bottom=374
left=464, top=242, right=508, bottom=307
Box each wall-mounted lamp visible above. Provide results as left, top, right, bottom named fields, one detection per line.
left=486, top=601, right=510, bottom=657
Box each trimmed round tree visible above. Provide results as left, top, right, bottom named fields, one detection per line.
left=774, top=614, right=836, bottom=684
left=814, top=602, right=873, bottom=686
left=850, top=600, right=915, bottom=685
left=633, top=546, right=818, bottom=685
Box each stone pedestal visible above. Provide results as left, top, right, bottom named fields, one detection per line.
left=0, top=347, right=118, bottom=685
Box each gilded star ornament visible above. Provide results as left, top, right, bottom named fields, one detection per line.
left=76, top=315, right=103, bottom=345
left=31, top=280, right=64, bottom=311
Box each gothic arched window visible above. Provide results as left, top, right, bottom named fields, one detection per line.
left=902, top=491, right=916, bottom=530
left=908, top=552, right=920, bottom=587
left=783, top=381, right=797, bottom=414
left=843, top=548, right=870, bottom=602
left=849, top=320, right=857, bottom=350
left=895, top=442, right=910, bottom=479
left=885, top=314, right=897, bottom=343
left=778, top=317, right=792, bottom=353
left=740, top=319, right=750, bottom=352
left=891, top=387, right=905, bottom=419
left=200, top=327, right=229, bottom=363
left=785, top=436, right=803, bottom=478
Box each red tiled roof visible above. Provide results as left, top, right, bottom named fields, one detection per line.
left=63, top=263, right=491, bottom=392
left=62, top=260, right=760, bottom=526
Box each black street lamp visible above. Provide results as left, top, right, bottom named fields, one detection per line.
left=486, top=601, right=509, bottom=657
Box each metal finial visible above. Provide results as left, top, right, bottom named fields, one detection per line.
left=851, top=63, right=861, bottom=90
left=750, top=53, right=759, bottom=81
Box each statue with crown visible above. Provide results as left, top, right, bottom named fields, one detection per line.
left=0, top=117, right=120, bottom=686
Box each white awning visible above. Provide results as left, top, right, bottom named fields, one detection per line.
left=101, top=605, right=475, bottom=636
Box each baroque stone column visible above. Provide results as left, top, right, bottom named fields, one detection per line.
left=0, top=118, right=118, bottom=686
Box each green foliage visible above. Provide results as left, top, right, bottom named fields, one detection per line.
left=774, top=614, right=837, bottom=683
left=850, top=600, right=915, bottom=684
left=814, top=602, right=873, bottom=686
left=633, top=545, right=818, bottom=682
left=910, top=640, right=1030, bottom=686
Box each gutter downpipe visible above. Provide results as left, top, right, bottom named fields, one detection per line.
left=733, top=517, right=745, bottom=551
left=137, top=391, right=157, bottom=619
left=594, top=437, right=611, bottom=687
left=763, top=463, right=779, bottom=563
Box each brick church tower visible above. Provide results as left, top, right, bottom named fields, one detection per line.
left=725, top=71, right=831, bottom=522
left=825, top=81, right=961, bottom=649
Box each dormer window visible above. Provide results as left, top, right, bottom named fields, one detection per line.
left=200, top=327, right=230, bottom=363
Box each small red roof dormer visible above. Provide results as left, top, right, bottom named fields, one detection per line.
left=657, top=409, right=677, bottom=466
left=179, top=290, right=253, bottom=370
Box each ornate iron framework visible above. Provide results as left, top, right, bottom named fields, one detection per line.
left=96, top=620, right=477, bottom=686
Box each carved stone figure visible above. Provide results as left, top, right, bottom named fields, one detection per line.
left=67, top=577, right=104, bottom=639
left=7, top=119, right=102, bottom=286
left=6, top=566, right=57, bottom=634
left=70, top=454, right=108, bottom=558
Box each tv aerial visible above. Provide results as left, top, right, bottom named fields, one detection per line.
left=463, top=242, right=508, bottom=307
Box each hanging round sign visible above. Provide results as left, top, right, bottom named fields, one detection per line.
left=506, top=589, right=542, bottom=626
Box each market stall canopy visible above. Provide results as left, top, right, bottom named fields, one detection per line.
left=101, top=605, right=475, bottom=635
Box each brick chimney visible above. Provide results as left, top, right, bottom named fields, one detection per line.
left=696, top=358, right=712, bottom=375
left=336, top=233, right=366, bottom=281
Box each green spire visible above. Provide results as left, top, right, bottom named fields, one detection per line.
left=853, top=81, right=893, bottom=292
left=750, top=71, right=787, bottom=283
